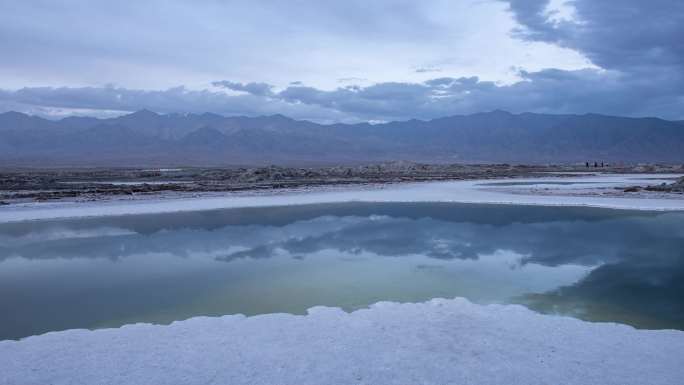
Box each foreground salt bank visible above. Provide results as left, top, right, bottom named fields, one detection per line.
left=1, top=299, right=682, bottom=385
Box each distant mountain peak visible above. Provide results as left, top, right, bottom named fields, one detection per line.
left=200, top=112, right=224, bottom=119
left=488, top=109, right=512, bottom=115
left=0, top=111, right=50, bottom=125
left=0, top=111, right=30, bottom=119
left=267, top=113, right=293, bottom=121
left=127, top=109, right=159, bottom=118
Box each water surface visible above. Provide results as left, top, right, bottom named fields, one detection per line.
left=1, top=202, right=683, bottom=340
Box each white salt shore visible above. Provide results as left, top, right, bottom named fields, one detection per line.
left=1, top=298, right=682, bottom=385
left=1, top=173, right=683, bottom=223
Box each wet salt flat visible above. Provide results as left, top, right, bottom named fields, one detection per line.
left=1, top=173, right=682, bottom=223
left=476, top=180, right=615, bottom=186
left=59, top=180, right=193, bottom=185
left=2, top=202, right=683, bottom=341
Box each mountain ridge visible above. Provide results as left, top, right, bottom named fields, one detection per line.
left=1, top=110, right=683, bottom=166
left=2, top=109, right=680, bottom=126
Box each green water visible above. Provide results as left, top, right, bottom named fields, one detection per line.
left=1, top=202, right=682, bottom=340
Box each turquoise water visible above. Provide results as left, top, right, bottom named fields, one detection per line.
left=1, top=202, right=683, bottom=340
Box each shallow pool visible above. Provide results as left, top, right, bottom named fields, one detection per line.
left=1, top=202, right=683, bottom=340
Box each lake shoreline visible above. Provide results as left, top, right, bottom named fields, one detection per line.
left=2, top=173, right=684, bottom=223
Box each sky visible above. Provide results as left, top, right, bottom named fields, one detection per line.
left=0, top=0, right=683, bottom=122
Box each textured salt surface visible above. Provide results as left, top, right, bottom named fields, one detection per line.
left=1, top=174, right=683, bottom=223
left=1, top=298, right=681, bottom=385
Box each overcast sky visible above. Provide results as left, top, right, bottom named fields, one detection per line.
left=1, top=0, right=682, bottom=122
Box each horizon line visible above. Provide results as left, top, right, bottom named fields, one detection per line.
left=2, top=109, right=681, bottom=125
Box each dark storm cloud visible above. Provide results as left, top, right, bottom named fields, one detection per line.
left=499, top=0, right=684, bottom=119
left=505, top=0, right=684, bottom=72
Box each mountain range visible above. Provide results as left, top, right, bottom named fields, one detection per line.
left=1, top=110, right=683, bottom=166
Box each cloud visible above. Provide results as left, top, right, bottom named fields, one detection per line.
left=337, top=77, right=367, bottom=83
left=504, top=0, right=684, bottom=73
left=497, top=0, right=684, bottom=119
left=228, top=68, right=684, bottom=120
left=2, top=66, right=683, bottom=121
left=211, top=81, right=274, bottom=97
left=0, top=85, right=355, bottom=123
left=0, top=0, right=591, bottom=89
left=414, top=67, right=442, bottom=73
left=0, top=1, right=682, bottom=121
